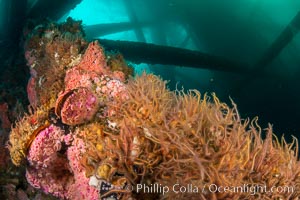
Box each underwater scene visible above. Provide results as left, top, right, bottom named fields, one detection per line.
left=1, top=0, right=300, bottom=199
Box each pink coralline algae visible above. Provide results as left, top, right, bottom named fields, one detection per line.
left=26, top=124, right=99, bottom=200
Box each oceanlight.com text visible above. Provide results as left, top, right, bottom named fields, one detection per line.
left=207, top=183, right=294, bottom=196
left=133, top=183, right=295, bottom=196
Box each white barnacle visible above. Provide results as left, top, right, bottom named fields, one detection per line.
left=89, top=175, right=99, bottom=188
left=107, top=120, right=118, bottom=130
left=44, top=30, right=55, bottom=39
left=133, top=136, right=139, bottom=145
left=38, top=75, right=45, bottom=87
left=54, top=52, right=60, bottom=64
left=30, top=62, right=36, bottom=68
left=68, top=54, right=82, bottom=67
left=143, top=127, right=152, bottom=138
left=130, top=136, right=140, bottom=161
left=130, top=149, right=138, bottom=161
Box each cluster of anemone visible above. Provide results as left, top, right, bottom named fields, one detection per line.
left=89, top=72, right=300, bottom=199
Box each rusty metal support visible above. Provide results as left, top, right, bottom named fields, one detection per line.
left=256, top=11, right=300, bottom=67
left=27, top=0, right=82, bottom=20
left=98, top=39, right=250, bottom=73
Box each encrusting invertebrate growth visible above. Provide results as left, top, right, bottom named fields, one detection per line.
left=8, top=18, right=300, bottom=200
